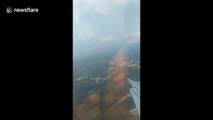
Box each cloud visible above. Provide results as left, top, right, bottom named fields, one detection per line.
left=102, top=36, right=114, bottom=43
left=73, top=0, right=140, bottom=58
left=85, top=0, right=129, bottom=15
left=126, top=32, right=140, bottom=44
left=85, top=0, right=109, bottom=15
left=126, top=39, right=139, bottom=44
left=114, top=0, right=128, bottom=6
left=130, top=31, right=140, bottom=38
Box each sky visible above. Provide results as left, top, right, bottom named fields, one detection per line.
left=73, top=0, right=140, bottom=60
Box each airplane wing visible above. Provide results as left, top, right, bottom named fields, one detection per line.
left=127, top=78, right=140, bottom=115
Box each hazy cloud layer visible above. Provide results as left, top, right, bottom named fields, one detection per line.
left=102, top=36, right=114, bottom=43
left=74, top=0, right=140, bottom=59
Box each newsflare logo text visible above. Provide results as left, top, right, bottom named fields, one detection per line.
left=6, top=7, right=39, bottom=13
